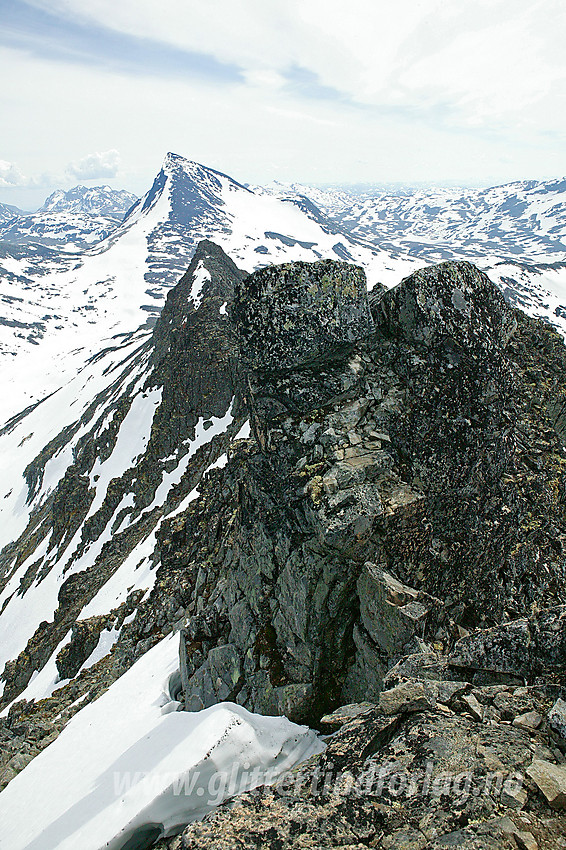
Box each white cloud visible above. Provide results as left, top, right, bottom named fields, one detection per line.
left=65, top=149, right=120, bottom=180
left=0, top=160, right=29, bottom=188
left=23, top=0, right=566, bottom=135
left=0, top=0, right=565, bottom=207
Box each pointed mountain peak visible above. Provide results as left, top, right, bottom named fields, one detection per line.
left=162, top=151, right=188, bottom=169
left=161, top=151, right=250, bottom=194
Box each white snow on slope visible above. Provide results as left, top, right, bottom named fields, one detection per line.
left=0, top=337, right=153, bottom=691
left=0, top=329, right=151, bottom=554
left=87, top=385, right=162, bottom=518
left=189, top=260, right=211, bottom=309
left=0, top=153, right=422, bottom=423
left=148, top=402, right=234, bottom=511
left=0, top=632, right=324, bottom=850
left=0, top=381, right=236, bottom=701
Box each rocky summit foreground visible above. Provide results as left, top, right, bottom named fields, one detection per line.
left=171, top=254, right=565, bottom=722
left=1, top=244, right=566, bottom=848
left=158, top=250, right=565, bottom=847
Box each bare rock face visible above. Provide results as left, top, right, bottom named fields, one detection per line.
left=163, top=256, right=566, bottom=725
left=232, top=259, right=372, bottom=370
left=377, top=260, right=517, bottom=353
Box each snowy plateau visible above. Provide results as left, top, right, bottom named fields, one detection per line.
left=0, top=153, right=566, bottom=850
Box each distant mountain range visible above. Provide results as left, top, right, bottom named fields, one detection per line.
left=40, top=185, right=137, bottom=217
left=260, top=177, right=566, bottom=264
left=1, top=155, right=566, bottom=422
left=0, top=202, right=25, bottom=224
left=0, top=153, right=418, bottom=421
left=0, top=185, right=138, bottom=251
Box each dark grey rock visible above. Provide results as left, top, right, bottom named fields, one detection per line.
left=450, top=606, right=566, bottom=681
left=377, top=260, right=517, bottom=353
left=548, top=698, right=566, bottom=741
left=233, top=259, right=372, bottom=370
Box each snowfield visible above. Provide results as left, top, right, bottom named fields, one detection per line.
left=0, top=633, right=324, bottom=850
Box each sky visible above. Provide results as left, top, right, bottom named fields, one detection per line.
left=1, top=0, right=565, bottom=208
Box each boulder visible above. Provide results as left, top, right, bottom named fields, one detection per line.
left=377, top=260, right=517, bottom=353
left=450, top=606, right=566, bottom=681
left=526, top=759, right=566, bottom=810
left=233, top=259, right=372, bottom=370
left=357, top=563, right=438, bottom=658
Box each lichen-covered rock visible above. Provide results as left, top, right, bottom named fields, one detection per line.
left=450, top=607, right=566, bottom=681
left=5, top=250, right=566, bottom=848
left=377, top=260, right=517, bottom=353
left=233, top=258, right=372, bottom=370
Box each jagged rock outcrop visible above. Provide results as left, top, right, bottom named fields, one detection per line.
left=2, top=247, right=566, bottom=850
left=233, top=259, right=372, bottom=369
left=160, top=256, right=566, bottom=724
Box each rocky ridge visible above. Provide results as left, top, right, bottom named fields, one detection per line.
left=1, top=246, right=566, bottom=847
left=0, top=241, right=247, bottom=714
left=166, top=257, right=566, bottom=724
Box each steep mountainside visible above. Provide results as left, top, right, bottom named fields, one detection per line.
left=0, top=241, right=247, bottom=714
left=0, top=202, right=24, bottom=225
left=0, top=154, right=420, bottom=424
left=0, top=248, right=565, bottom=849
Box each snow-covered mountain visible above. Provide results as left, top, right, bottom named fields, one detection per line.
left=3, top=156, right=566, bottom=424
left=40, top=185, right=137, bottom=218
left=0, top=153, right=420, bottom=423
left=0, top=185, right=138, bottom=252
left=266, top=178, right=566, bottom=264
left=1, top=154, right=566, bottom=845
left=0, top=202, right=24, bottom=225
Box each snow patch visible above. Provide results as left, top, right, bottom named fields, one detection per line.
left=0, top=633, right=324, bottom=850
left=189, top=261, right=211, bottom=309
